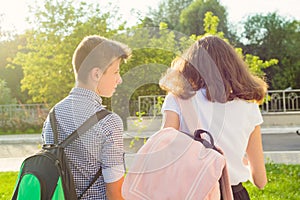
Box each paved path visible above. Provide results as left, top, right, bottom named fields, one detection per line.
left=0, top=127, right=300, bottom=172
left=262, top=133, right=300, bottom=151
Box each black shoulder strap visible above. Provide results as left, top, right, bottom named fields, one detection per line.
left=49, top=108, right=111, bottom=147
left=78, top=169, right=103, bottom=199
left=48, top=108, right=111, bottom=199
left=59, top=109, right=111, bottom=148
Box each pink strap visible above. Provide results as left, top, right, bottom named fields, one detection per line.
left=175, top=96, right=202, bottom=135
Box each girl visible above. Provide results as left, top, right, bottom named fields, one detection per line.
left=160, top=35, right=267, bottom=200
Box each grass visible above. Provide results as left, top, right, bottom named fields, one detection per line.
left=0, top=172, right=18, bottom=200
left=0, top=163, right=299, bottom=200
left=245, top=163, right=300, bottom=199
left=0, top=128, right=42, bottom=135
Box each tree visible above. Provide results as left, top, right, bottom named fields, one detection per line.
left=0, top=35, right=28, bottom=103
left=180, top=0, right=229, bottom=37
left=112, top=12, right=277, bottom=124
left=147, top=0, right=193, bottom=30
left=242, top=13, right=300, bottom=89
left=195, top=12, right=278, bottom=78
left=112, top=22, right=187, bottom=102
left=10, top=0, right=121, bottom=106
left=0, top=79, right=16, bottom=104
left=115, top=12, right=276, bottom=106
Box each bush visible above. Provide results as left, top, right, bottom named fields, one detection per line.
left=0, top=104, right=47, bottom=134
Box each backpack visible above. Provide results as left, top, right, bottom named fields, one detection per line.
left=12, top=108, right=110, bottom=200
left=122, top=127, right=233, bottom=200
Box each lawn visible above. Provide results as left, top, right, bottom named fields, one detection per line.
left=1, top=163, right=299, bottom=199
left=245, top=163, right=300, bottom=199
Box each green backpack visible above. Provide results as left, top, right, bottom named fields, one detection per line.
left=12, top=108, right=110, bottom=200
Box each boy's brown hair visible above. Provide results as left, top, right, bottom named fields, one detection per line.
left=72, top=35, right=131, bottom=83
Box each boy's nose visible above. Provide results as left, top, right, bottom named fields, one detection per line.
left=117, top=77, right=122, bottom=85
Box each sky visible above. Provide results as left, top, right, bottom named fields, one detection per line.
left=0, top=0, right=300, bottom=34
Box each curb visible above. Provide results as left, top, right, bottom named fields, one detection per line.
left=0, top=134, right=42, bottom=144
left=1, top=127, right=300, bottom=144
left=1, top=151, right=300, bottom=172
left=261, top=126, right=300, bottom=134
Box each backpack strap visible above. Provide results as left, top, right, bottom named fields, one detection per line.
left=194, top=129, right=217, bottom=150
left=48, top=108, right=111, bottom=199
left=59, top=109, right=111, bottom=148
left=174, top=97, right=231, bottom=198
left=74, top=110, right=111, bottom=199
left=48, top=108, right=111, bottom=147
left=78, top=168, right=103, bottom=199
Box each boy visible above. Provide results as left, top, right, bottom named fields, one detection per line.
left=42, top=35, right=131, bottom=199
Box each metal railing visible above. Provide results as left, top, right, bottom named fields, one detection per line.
left=136, top=89, right=300, bottom=116
left=0, top=104, right=49, bottom=125
left=138, top=95, right=166, bottom=116
left=260, top=89, right=300, bottom=113
left=0, top=89, right=299, bottom=122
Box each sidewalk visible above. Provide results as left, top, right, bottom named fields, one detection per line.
left=1, top=126, right=299, bottom=144
left=0, top=127, right=300, bottom=172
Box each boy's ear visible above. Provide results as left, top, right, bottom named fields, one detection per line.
left=91, top=67, right=102, bottom=81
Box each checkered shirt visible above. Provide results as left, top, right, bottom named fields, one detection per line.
left=42, top=87, right=125, bottom=199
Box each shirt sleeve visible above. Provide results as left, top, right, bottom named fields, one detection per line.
left=100, top=113, right=125, bottom=183
left=250, top=103, right=264, bottom=126
left=161, top=93, right=180, bottom=115
left=42, top=115, right=55, bottom=144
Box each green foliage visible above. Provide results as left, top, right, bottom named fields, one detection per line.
left=9, top=0, right=121, bottom=106
left=0, top=79, right=16, bottom=104
left=152, top=96, right=165, bottom=116
left=110, top=23, right=188, bottom=126
left=113, top=22, right=192, bottom=101
left=0, top=116, right=43, bottom=135
left=180, top=0, right=228, bottom=36
left=0, top=36, right=28, bottom=103
left=203, top=12, right=222, bottom=36
left=129, top=111, right=146, bottom=149
left=113, top=12, right=276, bottom=126
left=196, top=12, right=277, bottom=78
left=234, top=48, right=278, bottom=77
left=244, top=163, right=300, bottom=199
left=147, top=0, right=193, bottom=30
left=0, top=104, right=45, bottom=134
left=242, top=12, right=300, bottom=89
left=193, top=11, right=225, bottom=39
left=2, top=1, right=284, bottom=107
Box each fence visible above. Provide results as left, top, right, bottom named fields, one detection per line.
left=137, top=95, right=166, bottom=116
left=0, top=89, right=299, bottom=123
left=260, top=89, right=300, bottom=113
left=137, top=89, right=300, bottom=116
left=0, top=104, right=48, bottom=126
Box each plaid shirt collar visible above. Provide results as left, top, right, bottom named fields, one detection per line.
left=70, top=87, right=103, bottom=105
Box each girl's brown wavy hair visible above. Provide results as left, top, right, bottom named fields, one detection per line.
left=160, top=35, right=267, bottom=104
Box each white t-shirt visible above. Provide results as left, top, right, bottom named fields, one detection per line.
left=161, top=89, right=263, bottom=185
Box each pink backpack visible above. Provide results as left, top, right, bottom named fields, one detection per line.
left=122, top=127, right=233, bottom=200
